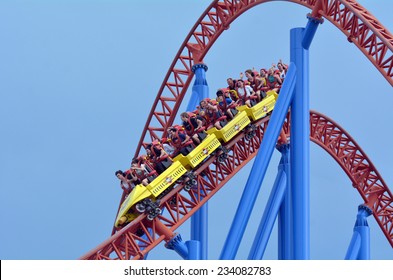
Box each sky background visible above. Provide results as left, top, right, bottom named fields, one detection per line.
left=0, top=0, right=392, bottom=260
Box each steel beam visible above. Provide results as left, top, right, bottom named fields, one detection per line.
left=219, top=64, right=296, bottom=260
left=345, top=205, right=372, bottom=260
left=248, top=149, right=288, bottom=259
left=189, top=63, right=209, bottom=260
left=277, top=144, right=292, bottom=259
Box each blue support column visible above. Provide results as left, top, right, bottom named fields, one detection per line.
left=345, top=232, right=361, bottom=260
left=345, top=205, right=372, bottom=260
left=357, top=205, right=371, bottom=260
left=188, top=64, right=209, bottom=110
left=219, top=64, right=296, bottom=260
left=189, top=63, right=209, bottom=260
left=277, top=144, right=292, bottom=260
left=186, top=240, right=201, bottom=260
left=248, top=147, right=288, bottom=260
left=289, top=16, right=321, bottom=260
left=191, top=203, right=208, bottom=259
left=302, top=15, right=323, bottom=50
left=290, top=27, right=310, bottom=260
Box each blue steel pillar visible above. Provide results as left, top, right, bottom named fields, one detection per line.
left=302, top=14, right=323, bottom=50
left=189, top=64, right=209, bottom=110
left=345, top=205, right=372, bottom=260
left=277, top=144, right=292, bottom=259
left=248, top=144, right=289, bottom=260
left=290, top=14, right=321, bottom=260
left=289, top=17, right=317, bottom=259
left=189, top=63, right=209, bottom=260
left=219, top=64, right=296, bottom=260
left=290, top=27, right=310, bottom=260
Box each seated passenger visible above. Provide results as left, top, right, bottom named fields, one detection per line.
left=265, top=67, right=282, bottom=92
left=135, top=155, right=160, bottom=182
left=226, top=78, right=240, bottom=102
left=160, top=137, right=176, bottom=156
left=167, top=126, right=194, bottom=157
left=277, top=59, right=288, bottom=80
left=256, top=68, right=268, bottom=97
left=130, top=158, right=150, bottom=186
left=180, top=112, right=206, bottom=145
left=259, top=68, right=268, bottom=80
left=115, top=169, right=136, bottom=194
left=227, top=78, right=237, bottom=91
left=199, top=99, right=224, bottom=130
left=216, top=90, right=236, bottom=119
left=244, top=69, right=262, bottom=102
left=235, top=79, right=253, bottom=107
left=145, top=141, right=173, bottom=174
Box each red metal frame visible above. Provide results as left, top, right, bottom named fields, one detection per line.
left=81, top=111, right=393, bottom=259
left=307, top=111, right=393, bottom=247
left=135, top=0, right=393, bottom=158
left=83, top=0, right=393, bottom=259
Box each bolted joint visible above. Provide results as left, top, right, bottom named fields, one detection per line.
left=165, top=234, right=183, bottom=250
left=306, top=13, right=324, bottom=24
left=192, top=64, right=208, bottom=73
left=355, top=204, right=372, bottom=227
left=358, top=204, right=373, bottom=217
left=276, top=143, right=290, bottom=170
left=276, top=143, right=290, bottom=153
left=165, top=233, right=189, bottom=259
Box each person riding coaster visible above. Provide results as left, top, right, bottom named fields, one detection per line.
left=235, top=79, right=260, bottom=108
left=180, top=111, right=207, bottom=145
left=145, top=141, right=173, bottom=175
left=244, top=69, right=263, bottom=103
left=216, top=89, right=238, bottom=120
left=130, top=158, right=151, bottom=185
left=167, top=126, right=195, bottom=157
left=115, top=170, right=134, bottom=194
left=199, top=98, right=228, bottom=130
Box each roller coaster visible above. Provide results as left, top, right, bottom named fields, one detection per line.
left=80, top=0, right=393, bottom=260
left=114, top=91, right=276, bottom=228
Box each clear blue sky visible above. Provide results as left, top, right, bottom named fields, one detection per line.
left=0, top=0, right=392, bottom=260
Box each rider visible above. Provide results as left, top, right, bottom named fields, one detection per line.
left=167, top=126, right=194, bottom=157
left=235, top=79, right=253, bottom=107
left=115, top=169, right=136, bottom=194
left=216, top=90, right=236, bottom=119
left=199, top=98, right=224, bottom=130
left=130, top=158, right=150, bottom=186
left=145, top=141, right=173, bottom=174
left=180, top=112, right=205, bottom=145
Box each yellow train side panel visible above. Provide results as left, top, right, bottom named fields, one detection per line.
left=114, top=161, right=187, bottom=227
left=206, top=111, right=251, bottom=142
left=236, top=104, right=251, bottom=118
left=266, top=90, right=278, bottom=99
left=237, top=90, right=278, bottom=121
left=147, top=161, right=187, bottom=197
left=173, top=134, right=221, bottom=168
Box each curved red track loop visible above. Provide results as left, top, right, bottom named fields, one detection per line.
left=81, top=110, right=393, bottom=260
left=135, top=0, right=393, bottom=157
left=304, top=111, right=392, bottom=246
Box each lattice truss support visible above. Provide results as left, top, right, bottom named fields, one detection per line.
left=307, top=111, right=393, bottom=245
left=136, top=0, right=393, bottom=156
left=81, top=111, right=393, bottom=260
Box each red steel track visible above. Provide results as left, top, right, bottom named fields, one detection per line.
left=81, top=0, right=393, bottom=259
left=81, top=111, right=393, bottom=259
left=135, top=0, right=393, bottom=157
